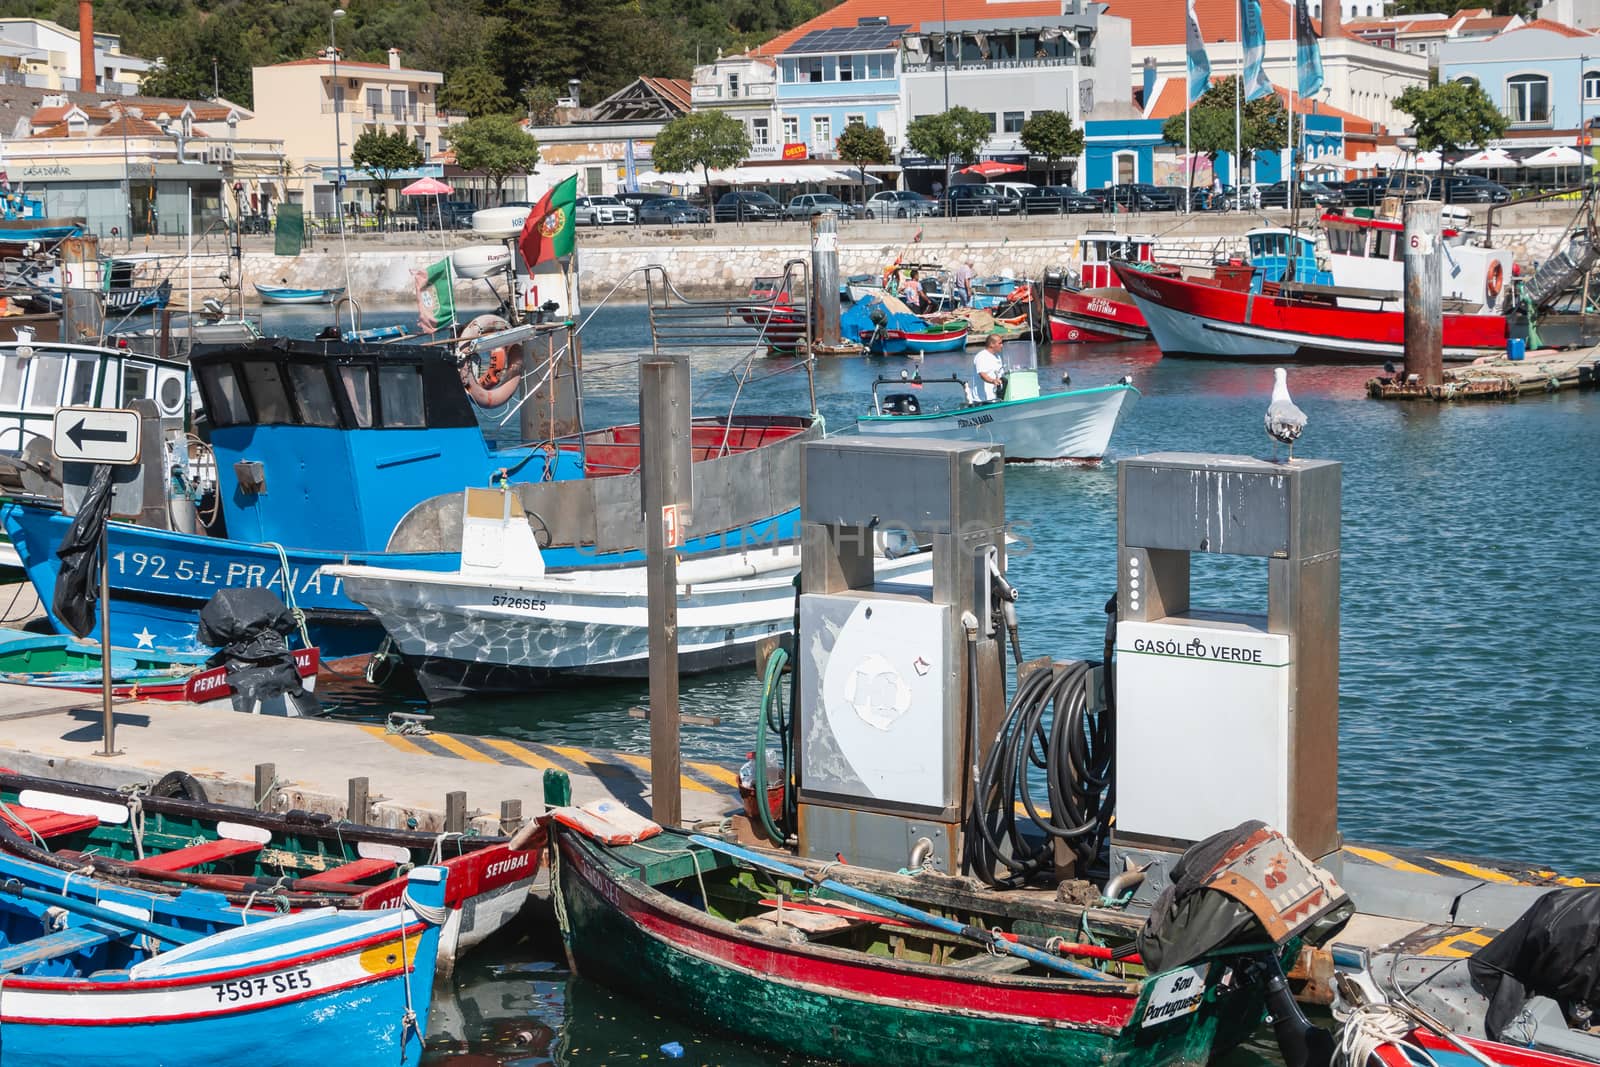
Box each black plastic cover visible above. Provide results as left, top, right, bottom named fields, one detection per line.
left=52, top=464, right=114, bottom=639
left=1470, top=887, right=1600, bottom=1038
left=197, top=588, right=320, bottom=716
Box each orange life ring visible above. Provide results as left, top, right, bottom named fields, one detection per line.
left=457, top=314, right=524, bottom=408
left=1485, top=261, right=1504, bottom=306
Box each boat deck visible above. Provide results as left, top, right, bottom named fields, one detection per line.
left=1368, top=347, right=1600, bottom=400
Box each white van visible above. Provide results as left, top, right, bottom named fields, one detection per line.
left=990, top=182, right=1037, bottom=209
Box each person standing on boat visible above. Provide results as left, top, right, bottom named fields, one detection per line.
left=901, top=269, right=927, bottom=313
left=971, top=332, right=1005, bottom=403
left=953, top=260, right=975, bottom=306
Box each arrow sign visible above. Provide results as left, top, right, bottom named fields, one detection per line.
left=52, top=407, right=142, bottom=466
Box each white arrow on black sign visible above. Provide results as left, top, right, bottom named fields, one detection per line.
left=52, top=407, right=142, bottom=466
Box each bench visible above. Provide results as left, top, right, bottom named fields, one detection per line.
left=127, top=838, right=264, bottom=873
left=0, top=925, right=118, bottom=974
left=294, top=857, right=397, bottom=891
left=0, top=805, right=99, bottom=841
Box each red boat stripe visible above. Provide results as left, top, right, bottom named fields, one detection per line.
left=0, top=969, right=406, bottom=1027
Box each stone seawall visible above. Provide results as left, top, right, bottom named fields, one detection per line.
left=172, top=204, right=1577, bottom=308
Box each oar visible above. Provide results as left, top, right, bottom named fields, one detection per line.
left=687, top=835, right=1114, bottom=982
left=1, top=877, right=201, bottom=946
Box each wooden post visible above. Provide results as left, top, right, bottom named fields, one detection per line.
left=445, top=790, right=467, bottom=833
left=1403, top=199, right=1443, bottom=387
left=254, top=763, right=275, bottom=808
left=641, top=359, right=690, bottom=827
left=499, top=799, right=523, bottom=834
left=347, top=776, right=369, bottom=824
left=809, top=213, right=840, bottom=347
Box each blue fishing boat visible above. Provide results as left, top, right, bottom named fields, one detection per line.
left=253, top=283, right=346, bottom=305
left=0, top=851, right=448, bottom=1067
left=3, top=337, right=813, bottom=656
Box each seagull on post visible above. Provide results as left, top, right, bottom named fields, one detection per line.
left=1265, top=367, right=1307, bottom=461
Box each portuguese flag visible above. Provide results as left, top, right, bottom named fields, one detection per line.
left=414, top=255, right=455, bottom=333
left=518, top=174, right=578, bottom=269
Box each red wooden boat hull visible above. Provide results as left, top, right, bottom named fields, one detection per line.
left=1042, top=286, right=1151, bottom=343
left=1112, top=262, right=1508, bottom=361
left=1374, top=1027, right=1590, bottom=1067
left=33, top=647, right=319, bottom=707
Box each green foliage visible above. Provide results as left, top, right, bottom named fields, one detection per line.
left=524, top=85, right=562, bottom=125
left=652, top=110, right=750, bottom=203
left=440, top=63, right=514, bottom=117
left=1020, top=110, right=1083, bottom=183
left=835, top=121, right=890, bottom=191
left=351, top=128, right=424, bottom=181
left=137, top=16, right=256, bottom=104
left=1160, top=76, right=1286, bottom=174
left=905, top=107, right=992, bottom=165
left=1393, top=80, right=1508, bottom=153
left=449, top=113, right=541, bottom=199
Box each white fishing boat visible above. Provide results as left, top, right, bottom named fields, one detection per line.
left=854, top=370, right=1138, bottom=462
left=253, top=283, right=345, bottom=305
left=323, top=488, right=932, bottom=703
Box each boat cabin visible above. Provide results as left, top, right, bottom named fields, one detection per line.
left=1244, top=228, right=1333, bottom=290
left=0, top=339, right=188, bottom=459
left=1320, top=211, right=1509, bottom=313
left=1078, top=232, right=1154, bottom=289
left=190, top=339, right=580, bottom=552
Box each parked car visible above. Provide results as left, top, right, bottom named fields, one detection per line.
left=1256, top=180, right=1345, bottom=208
left=783, top=193, right=861, bottom=219
left=989, top=182, right=1038, bottom=212
left=616, top=191, right=674, bottom=210
left=865, top=190, right=937, bottom=219
left=1338, top=174, right=1429, bottom=206
left=1089, top=184, right=1165, bottom=212
left=1426, top=174, right=1511, bottom=204
left=429, top=200, right=478, bottom=229
left=638, top=196, right=710, bottom=224
left=714, top=190, right=783, bottom=222
left=574, top=195, right=636, bottom=225
left=943, top=183, right=1017, bottom=216
left=1018, top=186, right=1101, bottom=214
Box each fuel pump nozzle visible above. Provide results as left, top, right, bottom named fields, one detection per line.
left=985, top=549, right=1022, bottom=666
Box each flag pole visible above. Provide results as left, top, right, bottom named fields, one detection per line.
left=1289, top=1, right=1299, bottom=239
left=1236, top=0, right=1244, bottom=210
left=1186, top=104, right=1192, bottom=214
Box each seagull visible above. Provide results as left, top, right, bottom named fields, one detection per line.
left=1265, top=367, right=1307, bottom=461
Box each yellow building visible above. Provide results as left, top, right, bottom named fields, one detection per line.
left=240, top=49, right=455, bottom=217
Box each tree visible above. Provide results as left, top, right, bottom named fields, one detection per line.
left=440, top=63, right=515, bottom=118
left=651, top=110, right=750, bottom=210
left=1159, top=76, right=1286, bottom=187
left=905, top=107, right=993, bottom=199
left=835, top=122, right=891, bottom=204
left=1020, top=110, right=1084, bottom=185
left=139, top=17, right=255, bottom=104
left=524, top=85, right=562, bottom=125
left=1393, top=80, right=1508, bottom=155
left=449, top=114, right=542, bottom=202
left=351, top=129, right=425, bottom=211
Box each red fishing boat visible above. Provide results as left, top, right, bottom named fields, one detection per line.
left=1041, top=231, right=1159, bottom=343
left=1111, top=261, right=1508, bottom=361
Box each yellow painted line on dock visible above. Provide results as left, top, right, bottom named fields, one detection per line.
left=1343, top=845, right=1433, bottom=875
left=476, top=737, right=562, bottom=771
left=1427, top=857, right=1520, bottom=884
left=687, top=760, right=742, bottom=790
left=360, top=724, right=432, bottom=757
left=610, top=751, right=714, bottom=793
left=1421, top=929, right=1493, bottom=958
left=427, top=733, right=500, bottom=764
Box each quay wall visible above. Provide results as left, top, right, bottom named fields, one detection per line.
left=140, top=203, right=1579, bottom=308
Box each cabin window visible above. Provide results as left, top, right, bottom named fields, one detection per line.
left=122, top=362, right=152, bottom=405
left=1373, top=230, right=1395, bottom=260
left=0, top=360, right=20, bottom=407
left=207, top=365, right=250, bottom=425
left=25, top=353, right=65, bottom=409
left=1346, top=230, right=1367, bottom=257
left=158, top=372, right=185, bottom=416
left=287, top=363, right=340, bottom=427
left=242, top=361, right=294, bottom=424
left=339, top=366, right=374, bottom=428
left=66, top=356, right=96, bottom=407
left=378, top=364, right=426, bottom=427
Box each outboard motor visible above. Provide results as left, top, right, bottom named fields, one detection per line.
left=881, top=392, right=921, bottom=416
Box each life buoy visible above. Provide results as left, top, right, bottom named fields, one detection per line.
left=457, top=314, right=524, bottom=408
left=1485, top=261, right=1505, bottom=306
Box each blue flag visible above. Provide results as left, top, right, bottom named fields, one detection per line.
left=1296, top=0, right=1325, bottom=98
left=1240, top=0, right=1272, bottom=102
left=1186, top=0, right=1212, bottom=105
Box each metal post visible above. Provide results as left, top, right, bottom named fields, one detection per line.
left=810, top=213, right=840, bottom=348
left=97, top=519, right=117, bottom=756
left=1402, top=199, right=1443, bottom=386
left=641, top=359, right=689, bottom=827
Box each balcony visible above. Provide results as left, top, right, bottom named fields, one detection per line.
left=321, top=102, right=444, bottom=124
left=691, top=82, right=776, bottom=103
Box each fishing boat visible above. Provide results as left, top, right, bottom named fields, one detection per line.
left=736, top=276, right=809, bottom=353
left=253, top=283, right=346, bottom=305
left=899, top=325, right=969, bottom=353
left=551, top=816, right=1352, bottom=1067
left=0, top=767, right=544, bottom=975
left=856, top=369, right=1137, bottom=461
left=325, top=499, right=932, bottom=702
left=1111, top=261, right=1509, bottom=361
left=0, top=850, right=448, bottom=1067
left=1040, top=232, right=1162, bottom=343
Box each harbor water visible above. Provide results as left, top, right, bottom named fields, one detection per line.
left=258, top=304, right=1600, bottom=1065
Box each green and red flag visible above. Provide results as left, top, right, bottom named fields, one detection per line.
left=518, top=174, right=578, bottom=269
left=413, top=255, right=455, bottom=333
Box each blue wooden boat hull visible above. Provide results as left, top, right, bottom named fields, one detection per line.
left=2, top=503, right=802, bottom=657
left=253, top=284, right=346, bottom=305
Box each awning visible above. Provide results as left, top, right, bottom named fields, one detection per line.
left=709, top=164, right=881, bottom=185
left=1522, top=145, right=1588, bottom=167
left=1458, top=148, right=1517, bottom=168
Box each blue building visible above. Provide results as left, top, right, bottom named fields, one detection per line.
left=771, top=19, right=907, bottom=159
left=1441, top=20, right=1597, bottom=139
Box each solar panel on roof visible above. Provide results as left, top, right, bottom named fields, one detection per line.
left=787, top=23, right=910, bottom=53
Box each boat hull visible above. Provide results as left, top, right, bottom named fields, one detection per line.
left=1044, top=287, right=1152, bottom=343
left=555, top=828, right=1260, bottom=1067
left=856, top=384, right=1138, bottom=462
left=902, top=328, right=969, bottom=353
left=253, top=284, right=345, bottom=305
left=1113, top=263, right=1507, bottom=361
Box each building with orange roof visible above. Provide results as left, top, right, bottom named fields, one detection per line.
left=1534, top=0, right=1600, bottom=32
left=1441, top=17, right=1600, bottom=147
left=239, top=48, right=455, bottom=216
left=1343, top=9, right=1522, bottom=67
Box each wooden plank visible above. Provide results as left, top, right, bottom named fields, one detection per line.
left=294, top=857, right=396, bottom=889
left=128, top=838, right=263, bottom=872
left=0, top=925, right=117, bottom=973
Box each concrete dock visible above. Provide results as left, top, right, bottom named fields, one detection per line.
left=1368, top=345, right=1600, bottom=399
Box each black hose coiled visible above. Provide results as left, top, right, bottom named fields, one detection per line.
left=962, top=595, right=1118, bottom=888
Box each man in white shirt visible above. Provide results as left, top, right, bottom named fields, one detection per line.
left=971, top=332, right=1005, bottom=402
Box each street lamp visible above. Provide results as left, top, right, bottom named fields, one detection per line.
left=330, top=8, right=347, bottom=231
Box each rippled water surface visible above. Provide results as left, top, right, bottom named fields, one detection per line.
left=263, top=301, right=1600, bottom=1065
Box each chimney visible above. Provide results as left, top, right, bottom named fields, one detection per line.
left=1323, top=0, right=1344, bottom=39
left=78, top=0, right=96, bottom=93
left=388, top=47, right=401, bottom=71
left=1141, top=56, right=1157, bottom=106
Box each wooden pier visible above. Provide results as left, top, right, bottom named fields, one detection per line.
left=1369, top=346, right=1600, bottom=400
